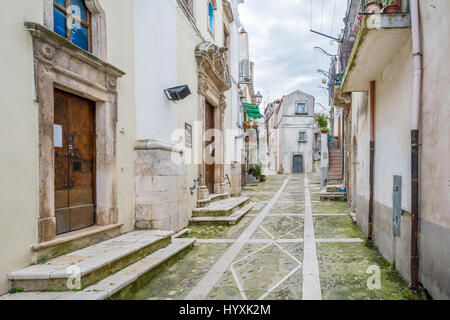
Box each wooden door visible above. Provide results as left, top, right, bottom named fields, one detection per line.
left=204, top=101, right=215, bottom=195
left=54, top=89, right=96, bottom=234
left=293, top=155, right=303, bottom=173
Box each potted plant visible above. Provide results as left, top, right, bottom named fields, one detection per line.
left=315, top=114, right=329, bottom=134
left=382, top=0, right=400, bottom=13
left=252, top=164, right=262, bottom=180
left=252, top=120, right=258, bottom=129
left=365, top=1, right=382, bottom=14
left=243, top=120, right=251, bottom=130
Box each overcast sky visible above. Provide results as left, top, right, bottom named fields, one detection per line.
left=239, top=0, right=347, bottom=113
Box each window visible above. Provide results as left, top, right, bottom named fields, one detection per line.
left=208, top=1, right=214, bottom=34
left=296, top=103, right=307, bottom=114
left=299, top=132, right=307, bottom=141
left=53, top=0, right=91, bottom=51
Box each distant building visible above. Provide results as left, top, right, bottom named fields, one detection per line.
left=265, top=90, right=316, bottom=174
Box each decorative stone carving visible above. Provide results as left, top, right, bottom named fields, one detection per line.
left=198, top=73, right=209, bottom=95
left=107, top=76, right=117, bottom=90
left=195, top=42, right=231, bottom=94
left=219, top=95, right=227, bottom=113
left=39, top=43, right=55, bottom=61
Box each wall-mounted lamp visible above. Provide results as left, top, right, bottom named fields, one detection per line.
left=164, top=85, right=191, bottom=101
left=255, top=91, right=263, bottom=105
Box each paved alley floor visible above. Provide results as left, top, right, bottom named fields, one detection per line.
left=128, top=173, right=423, bottom=300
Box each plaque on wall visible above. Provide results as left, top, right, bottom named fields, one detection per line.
left=185, top=123, right=192, bottom=148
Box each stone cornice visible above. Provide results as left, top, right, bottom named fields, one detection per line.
left=25, top=22, right=125, bottom=78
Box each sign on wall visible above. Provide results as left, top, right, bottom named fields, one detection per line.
left=185, top=123, right=192, bottom=148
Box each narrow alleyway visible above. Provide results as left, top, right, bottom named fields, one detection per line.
left=128, top=174, right=422, bottom=300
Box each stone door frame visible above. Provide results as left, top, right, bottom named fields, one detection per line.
left=195, top=42, right=231, bottom=199
left=25, top=23, right=125, bottom=243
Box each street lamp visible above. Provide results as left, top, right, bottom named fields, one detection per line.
left=314, top=47, right=339, bottom=57
left=255, top=91, right=263, bottom=105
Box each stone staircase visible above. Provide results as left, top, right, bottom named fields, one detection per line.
left=328, top=149, right=343, bottom=180
left=320, top=184, right=347, bottom=201
left=190, top=196, right=254, bottom=225
left=196, top=193, right=229, bottom=208
left=2, top=230, right=195, bottom=300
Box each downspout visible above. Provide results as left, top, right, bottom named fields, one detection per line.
left=368, top=81, right=375, bottom=239
left=410, top=0, right=422, bottom=292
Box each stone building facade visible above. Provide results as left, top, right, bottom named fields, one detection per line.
left=0, top=0, right=250, bottom=295
left=265, top=90, right=316, bottom=174
left=332, top=0, right=450, bottom=299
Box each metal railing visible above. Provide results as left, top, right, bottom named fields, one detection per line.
left=338, top=0, right=410, bottom=76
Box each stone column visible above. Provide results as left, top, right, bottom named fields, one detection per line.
left=215, top=100, right=227, bottom=195
left=37, top=60, right=57, bottom=242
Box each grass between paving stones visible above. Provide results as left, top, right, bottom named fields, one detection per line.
left=182, top=216, right=255, bottom=239
left=310, top=193, right=321, bottom=201
left=206, top=243, right=303, bottom=300
left=278, top=193, right=305, bottom=202
left=312, top=201, right=348, bottom=213
left=249, top=201, right=268, bottom=214
left=243, top=192, right=276, bottom=202
left=314, top=215, right=364, bottom=239
left=130, top=243, right=230, bottom=300
left=256, top=216, right=304, bottom=239
left=270, top=202, right=305, bottom=214
left=317, top=242, right=428, bottom=300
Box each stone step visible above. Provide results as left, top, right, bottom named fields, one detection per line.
left=328, top=176, right=343, bottom=180
left=326, top=185, right=344, bottom=192
left=1, top=239, right=195, bottom=300
left=320, top=192, right=347, bottom=201
left=192, top=197, right=250, bottom=217
left=197, top=193, right=229, bottom=208
left=190, top=202, right=255, bottom=225
left=8, top=230, right=173, bottom=292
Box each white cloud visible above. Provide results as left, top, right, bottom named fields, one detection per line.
left=239, top=0, right=347, bottom=109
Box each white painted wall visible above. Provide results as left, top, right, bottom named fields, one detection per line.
left=134, top=0, right=178, bottom=142
left=276, top=90, right=315, bottom=173
left=0, top=0, right=137, bottom=295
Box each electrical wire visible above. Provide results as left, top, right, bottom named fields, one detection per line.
left=331, top=0, right=337, bottom=35
left=320, top=0, right=324, bottom=32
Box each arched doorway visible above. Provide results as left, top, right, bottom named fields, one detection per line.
left=293, top=155, right=303, bottom=173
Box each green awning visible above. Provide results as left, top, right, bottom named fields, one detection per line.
left=244, top=103, right=262, bottom=119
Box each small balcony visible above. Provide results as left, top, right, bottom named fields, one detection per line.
left=340, top=0, right=411, bottom=93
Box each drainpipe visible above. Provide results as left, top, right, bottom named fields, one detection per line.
left=368, top=81, right=375, bottom=239
left=410, top=0, right=422, bottom=292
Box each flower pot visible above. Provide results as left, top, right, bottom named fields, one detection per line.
left=365, top=1, right=382, bottom=13
left=321, top=130, right=328, bottom=134
left=252, top=125, right=258, bottom=129
left=383, top=4, right=400, bottom=13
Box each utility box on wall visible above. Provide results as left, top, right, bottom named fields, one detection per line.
left=393, top=175, right=402, bottom=237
